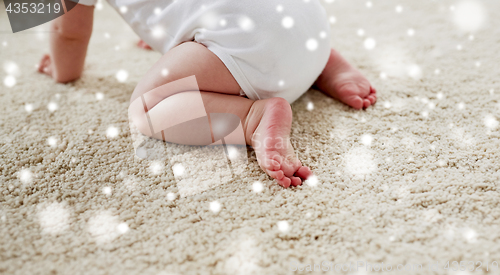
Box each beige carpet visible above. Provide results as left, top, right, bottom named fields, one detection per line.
left=1, top=0, right=500, bottom=274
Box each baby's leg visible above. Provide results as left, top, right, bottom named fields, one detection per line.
left=129, top=42, right=312, bottom=187
left=314, top=49, right=377, bottom=109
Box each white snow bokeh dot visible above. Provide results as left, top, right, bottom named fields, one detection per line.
left=115, top=69, right=128, bottom=83
left=252, top=181, right=263, bottom=193
left=307, top=102, right=314, bottom=111
left=238, top=16, right=255, bottom=32
left=37, top=202, right=70, bottom=235
left=210, top=201, right=221, bottom=213
left=47, top=102, right=59, bottom=113
left=407, top=64, right=422, bottom=80
left=4, top=75, right=16, bottom=87
left=462, top=228, right=477, bottom=243
left=484, top=115, right=498, bottom=129
left=106, top=126, right=119, bottom=138
left=103, top=187, right=112, bottom=195
left=343, top=147, right=377, bottom=178
left=167, top=192, right=176, bottom=201
left=47, top=136, right=57, bottom=147
left=19, top=169, right=33, bottom=184
left=363, top=37, right=376, bottom=50
left=277, top=221, right=290, bottom=232
left=282, top=16, right=294, bottom=29
left=306, top=38, right=318, bottom=51
left=117, top=223, right=129, bottom=234
left=172, top=163, right=185, bottom=177
left=87, top=211, right=128, bottom=244
left=4, top=61, right=20, bottom=76
left=360, top=134, right=373, bottom=146
left=150, top=161, right=163, bottom=175
left=25, top=103, right=34, bottom=113
left=305, top=175, right=318, bottom=187
left=152, top=26, right=165, bottom=38
left=227, top=146, right=239, bottom=160
left=453, top=0, right=486, bottom=32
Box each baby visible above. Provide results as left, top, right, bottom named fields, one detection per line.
left=38, top=0, right=377, bottom=188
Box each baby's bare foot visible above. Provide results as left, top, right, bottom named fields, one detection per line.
left=315, top=49, right=377, bottom=109
left=244, top=98, right=313, bottom=187
left=38, top=54, right=53, bottom=77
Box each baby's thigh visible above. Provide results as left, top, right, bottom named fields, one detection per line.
left=130, top=41, right=241, bottom=103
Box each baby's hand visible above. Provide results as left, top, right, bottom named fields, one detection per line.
left=37, top=54, right=53, bottom=78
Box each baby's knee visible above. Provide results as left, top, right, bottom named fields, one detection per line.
left=128, top=97, right=153, bottom=137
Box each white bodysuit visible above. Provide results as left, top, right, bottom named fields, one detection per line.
left=74, top=0, right=331, bottom=103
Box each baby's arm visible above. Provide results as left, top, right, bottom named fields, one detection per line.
left=38, top=4, right=94, bottom=83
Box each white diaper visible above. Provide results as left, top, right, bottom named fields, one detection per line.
left=75, top=0, right=331, bottom=103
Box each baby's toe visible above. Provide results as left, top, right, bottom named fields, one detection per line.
left=295, top=166, right=313, bottom=180
left=267, top=170, right=284, bottom=180
left=277, top=177, right=291, bottom=188
left=367, top=94, right=377, bottom=104
left=345, top=95, right=364, bottom=110
left=281, top=159, right=301, bottom=177
left=363, top=99, right=371, bottom=108
left=290, top=176, right=302, bottom=187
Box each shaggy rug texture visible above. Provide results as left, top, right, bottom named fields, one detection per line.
left=1, top=0, right=500, bottom=274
